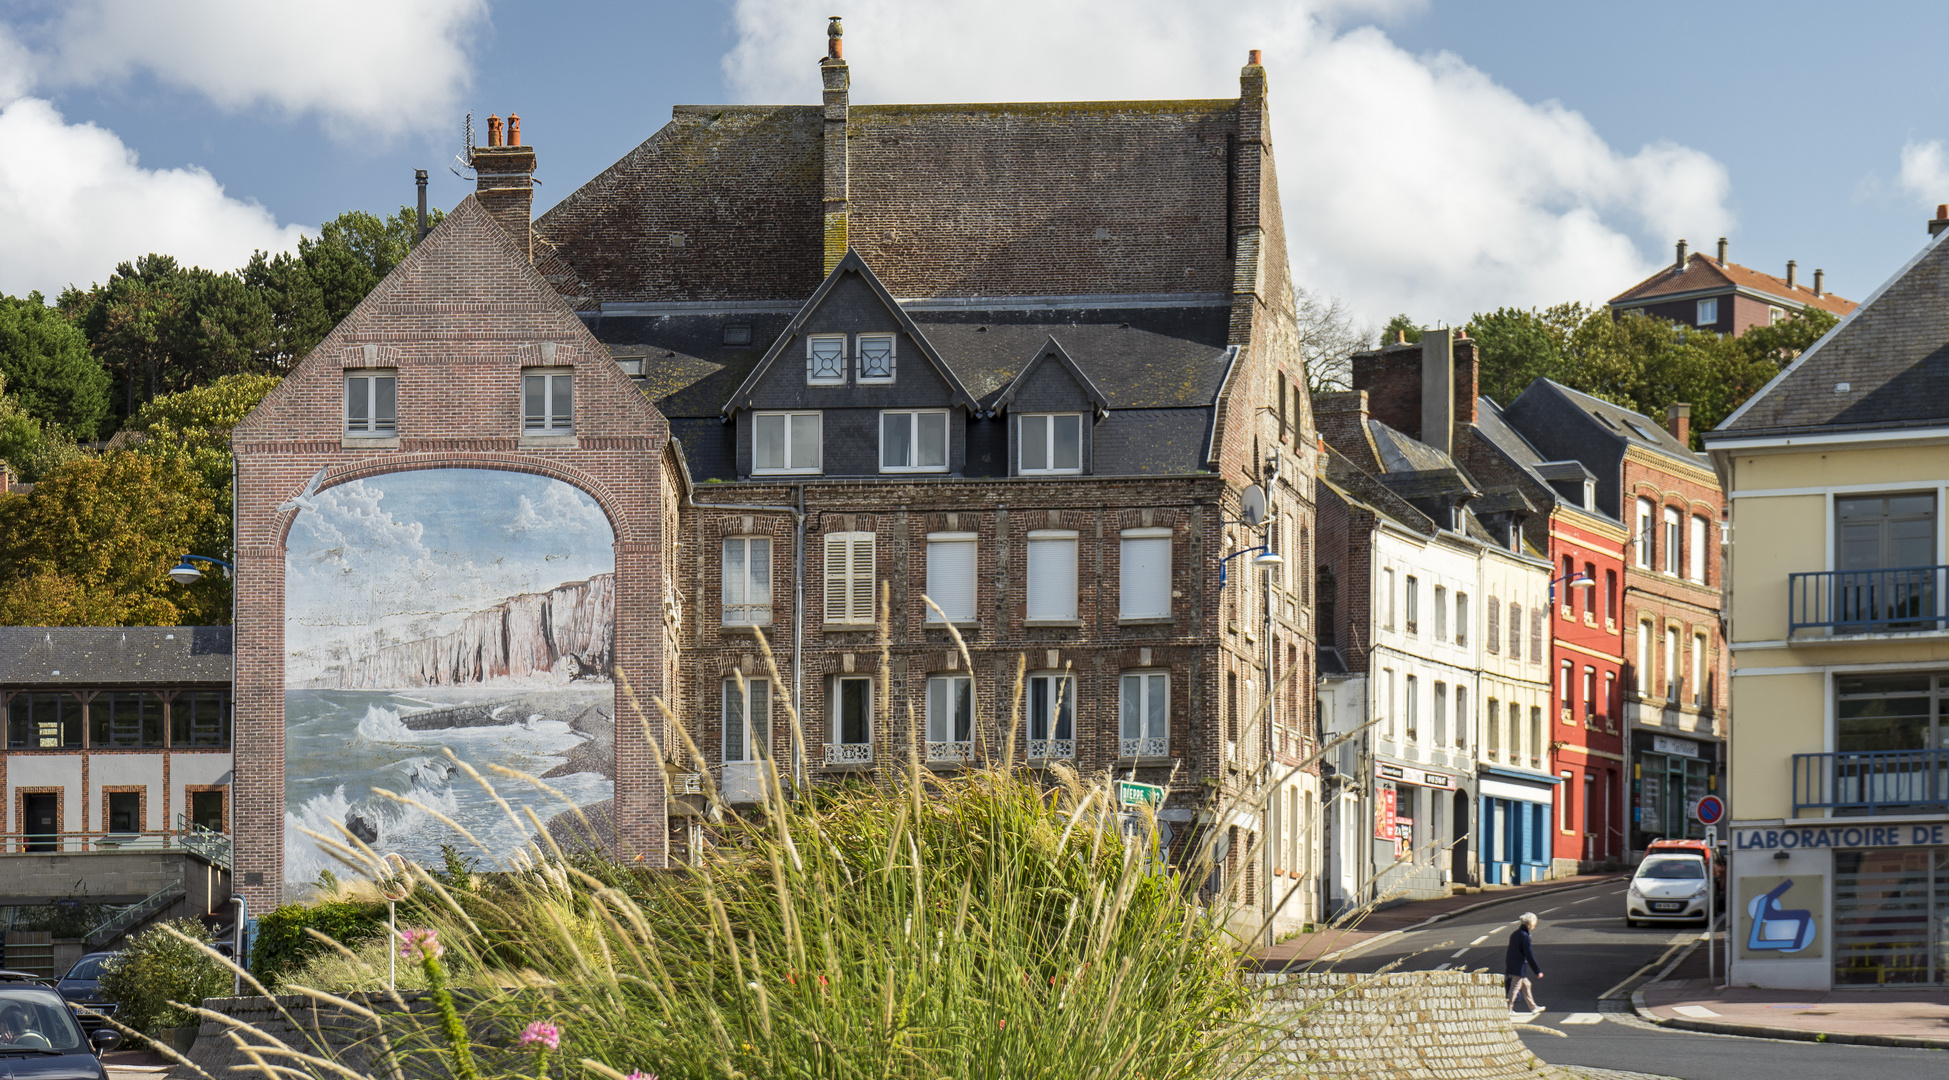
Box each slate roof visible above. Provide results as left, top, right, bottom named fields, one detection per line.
left=0, top=627, right=232, bottom=685
left=1506, top=379, right=1705, bottom=469
left=1713, top=232, right=1949, bottom=438
left=1610, top=252, right=1856, bottom=316
left=536, top=100, right=1240, bottom=309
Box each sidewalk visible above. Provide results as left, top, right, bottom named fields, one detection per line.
left=1634, top=931, right=1949, bottom=1048
left=1254, top=872, right=1623, bottom=969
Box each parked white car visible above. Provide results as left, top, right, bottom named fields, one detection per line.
left=1625, top=853, right=1710, bottom=927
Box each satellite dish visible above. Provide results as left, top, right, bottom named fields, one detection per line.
left=1238, top=484, right=1267, bottom=527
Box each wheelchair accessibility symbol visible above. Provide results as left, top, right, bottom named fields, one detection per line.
left=1746, top=879, right=1817, bottom=953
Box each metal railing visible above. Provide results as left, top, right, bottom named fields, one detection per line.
left=175, top=814, right=232, bottom=870
left=1789, top=566, right=1947, bottom=636
left=84, top=879, right=186, bottom=949
left=1120, top=736, right=1169, bottom=759
left=823, top=741, right=872, bottom=765
left=925, top=741, right=973, bottom=764
left=1, top=829, right=182, bottom=854
left=1793, top=749, right=1949, bottom=814
left=1026, top=738, right=1074, bottom=762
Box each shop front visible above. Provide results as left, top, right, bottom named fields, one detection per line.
left=1631, top=730, right=1721, bottom=851
left=1730, top=820, right=1949, bottom=991
left=1372, top=761, right=1471, bottom=900
left=1478, top=767, right=1559, bottom=884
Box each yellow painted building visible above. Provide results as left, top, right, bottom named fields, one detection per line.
left=1707, top=224, right=1949, bottom=990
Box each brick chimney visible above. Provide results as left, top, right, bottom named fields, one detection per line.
left=1813, top=268, right=1824, bottom=298
left=1667, top=403, right=1692, bottom=446
left=1786, top=260, right=1797, bottom=290
left=1421, top=329, right=1454, bottom=457
left=1931, top=205, right=1949, bottom=238
left=1675, top=239, right=1688, bottom=270
left=821, top=17, right=849, bottom=274
left=1717, top=237, right=1728, bottom=265
left=473, top=112, right=535, bottom=260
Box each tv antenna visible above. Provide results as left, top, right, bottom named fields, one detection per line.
left=449, top=112, right=476, bottom=179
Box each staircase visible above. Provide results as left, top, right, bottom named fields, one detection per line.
left=176, top=815, right=232, bottom=871
left=84, top=879, right=186, bottom=949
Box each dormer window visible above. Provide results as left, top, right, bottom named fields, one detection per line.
left=807, top=334, right=846, bottom=384
left=1019, top=413, right=1083, bottom=474
left=857, top=334, right=896, bottom=382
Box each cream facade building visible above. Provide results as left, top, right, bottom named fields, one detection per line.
left=1707, top=222, right=1949, bottom=991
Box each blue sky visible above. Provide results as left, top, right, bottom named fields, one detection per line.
left=3, top=1, right=1945, bottom=329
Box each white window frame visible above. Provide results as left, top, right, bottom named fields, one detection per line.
left=1486, top=698, right=1500, bottom=759
left=1529, top=707, right=1542, bottom=768
left=925, top=675, right=974, bottom=762
left=1404, top=576, right=1419, bottom=635
left=1636, top=497, right=1654, bottom=568
left=1026, top=530, right=1079, bottom=621
left=1018, top=412, right=1084, bottom=475
left=1689, top=514, right=1708, bottom=583
left=924, top=532, right=977, bottom=623
left=1691, top=633, right=1706, bottom=706
left=722, top=678, right=769, bottom=763
left=1119, top=670, right=1169, bottom=758
left=823, top=531, right=876, bottom=624
left=1455, top=592, right=1469, bottom=647
left=1583, top=666, right=1596, bottom=720
left=1769, top=305, right=1785, bottom=325
left=806, top=333, right=847, bottom=384
left=1026, top=672, right=1075, bottom=760
left=522, top=368, right=574, bottom=433
left=753, top=411, right=822, bottom=475
left=1382, top=567, right=1397, bottom=630
left=856, top=333, right=896, bottom=383
left=1638, top=619, right=1654, bottom=698
left=1696, top=297, right=1718, bottom=325
left=1454, top=684, right=1468, bottom=749
left=1559, top=771, right=1575, bottom=831
left=826, top=675, right=873, bottom=764
left=1433, top=681, right=1447, bottom=746
left=345, top=370, right=397, bottom=436
left=1434, top=585, right=1448, bottom=641
left=1119, top=528, right=1173, bottom=620
left=1404, top=674, right=1419, bottom=740
left=721, top=536, right=772, bottom=625
left=1662, top=505, right=1681, bottom=576
left=880, top=409, right=949, bottom=473
left=1382, top=668, right=1396, bottom=738
left=1664, top=625, right=1680, bottom=702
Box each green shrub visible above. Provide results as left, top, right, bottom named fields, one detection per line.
left=252, top=900, right=389, bottom=987
left=282, top=934, right=429, bottom=994
left=97, top=918, right=231, bottom=1036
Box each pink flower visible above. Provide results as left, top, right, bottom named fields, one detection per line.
left=518, top=1021, right=560, bottom=1051
left=623, top=1072, right=657, bottom=1080
left=398, top=928, right=444, bottom=960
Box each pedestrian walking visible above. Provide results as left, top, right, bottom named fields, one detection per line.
left=1505, top=912, right=1544, bottom=1012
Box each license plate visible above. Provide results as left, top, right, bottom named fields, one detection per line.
left=1650, top=901, right=1684, bottom=912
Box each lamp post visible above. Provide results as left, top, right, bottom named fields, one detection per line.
left=1547, top=570, right=1595, bottom=606
left=1217, top=545, right=1285, bottom=589
left=167, top=554, right=235, bottom=585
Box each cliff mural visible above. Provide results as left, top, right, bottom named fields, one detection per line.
left=283, top=469, right=615, bottom=887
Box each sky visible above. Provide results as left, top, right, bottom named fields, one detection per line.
left=3, top=0, right=1948, bottom=331
left=284, top=468, right=613, bottom=683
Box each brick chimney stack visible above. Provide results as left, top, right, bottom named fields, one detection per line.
left=473, top=111, right=536, bottom=260
left=1813, top=268, right=1824, bottom=297
left=1675, top=239, right=1688, bottom=270
left=821, top=16, right=849, bottom=274
left=1717, top=237, right=1728, bottom=265
left=1667, top=403, right=1692, bottom=446
left=1932, top=205, right=1949, bottom=237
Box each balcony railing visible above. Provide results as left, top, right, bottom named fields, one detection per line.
left=1120, top=736, right=1169, bottom=759
left=1793, top=750, right=1949, bottom=814
left=1027, top=738, right=1074, bottom=762
left=1789, top=566, right=1947, bottom=636
left=926, top=741, right=973, bottom=764
left=824, top=741, right=873, bottom=766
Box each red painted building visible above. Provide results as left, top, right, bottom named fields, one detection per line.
left=1544, top=504, right=1628, bottom=868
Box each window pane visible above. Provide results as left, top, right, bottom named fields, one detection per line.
left=1146, top=674, right=1167, bottom=739
left=749, top=539, right=770, bottom=612
left=858, top=335, right=894, bottom=380
left=883, top=412, right=911, bottom=468
left=755, top=414, right=785, bottom=470
left=723, top=539, right=745, bottom=607
left=1054, top=677, right=1073, bottom=740
left=1121, top=675, right=1141, bottom=739
left=928, top=678, right=948, bottom=743
left=1053, top=415, right=1081, bottom=470
left=374, top=376, right=396, bottom=431
left=347, top=376, right=368, bottom=430
left=551, top=374, right=573, bottom=428
left=524, top=375, right=547, bottom=430
left=791, top=413, right=821, bottom=470
left=840, top=679, right=869, bottom=744
left=1020, top=415, right=1048, bottom=471
left=751, top=682, right=769, bottom=750
left=917, top=412, right=947, bottom=468
left=954, top=679, right=972, bottom=740
left=1030, top=678, right=1049, bottom=740
left=723, top=680, right=746, bottom=761
left=808, top=336, right=845, bottom=381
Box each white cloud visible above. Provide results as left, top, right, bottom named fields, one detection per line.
left=723, top=0, right=1734, bottom=325
left=0, top=97, right=308, bottom=295
left=1898, top=140, right=1949, bottom=209
left=29, top=0, right=488, bottom=140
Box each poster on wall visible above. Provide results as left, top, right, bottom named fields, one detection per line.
left=1737, top=875, right=1823, bottom=960
left=283, top=469, right=616, bottom=888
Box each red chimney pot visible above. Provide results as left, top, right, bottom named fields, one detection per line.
left=1938, top=204, right=1947, bottom=221
left=486, top=114, right=503, bottom=147
left=508, top=113, right=521, bottom=146
left=1249, top=49, right=1262, bottom=65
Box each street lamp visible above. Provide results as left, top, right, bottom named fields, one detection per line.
left=1548, top=571, right=1595, bottom=606
left=1217, top=545, right=1284, bottom=590
left=168, top=554, right=235, bottom=586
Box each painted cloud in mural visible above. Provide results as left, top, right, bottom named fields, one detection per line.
left=283, top=469, right=616, bottom=887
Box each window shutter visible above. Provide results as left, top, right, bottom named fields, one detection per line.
left=1120, top=532, right=1171, bottom=619
left=850, top=533, right=876, bottom=622
left=1027, top=535, right=1078, bottom=620
left=824, top=534, right=850, bottom=622
left=926, top=538, right=976, bottom=622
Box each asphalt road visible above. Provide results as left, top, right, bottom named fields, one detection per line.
left=1326, top=879, right=1943, bottom=1080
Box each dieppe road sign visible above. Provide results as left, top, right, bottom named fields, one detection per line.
left=1116, top=780, right=1164, bottom=808
left=1693, top=794, right=1725, bottom=826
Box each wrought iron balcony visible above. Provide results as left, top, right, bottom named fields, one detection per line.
left=1789, top=566, right=1947, bottom=636
left=823, top=741, right=873, bottom=766
left=1027, top=738, right=1074, bottom=762
left=926, top=740, right=974, bottom=764
left=1120, top=736, right=1169, bottom=759
left=1793, top=749, right=1949, bottom=814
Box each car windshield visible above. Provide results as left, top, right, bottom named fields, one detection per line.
left=62, top=958, right=108, bottom=981
left=1638, top=856, right=1705, bottom=880
left=0, top=987, right=84, bottom=1051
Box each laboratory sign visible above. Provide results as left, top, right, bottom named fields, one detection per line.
left=1735, top=823, right=1949, bottom=851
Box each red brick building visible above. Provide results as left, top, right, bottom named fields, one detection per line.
left=1609, top=238, right=1856, bottom=337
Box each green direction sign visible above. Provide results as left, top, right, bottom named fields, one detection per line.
left=1116, top=781, right=1164, bottom=808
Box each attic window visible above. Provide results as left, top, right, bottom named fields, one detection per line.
left=724, top=324, right=753, bottom=346
left=858, top=334, right=896, bottom=382
left=807, top=334, right=846, bottom=384
left=1623, top=419, right=1656, bottom=442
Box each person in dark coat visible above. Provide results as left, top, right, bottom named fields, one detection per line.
left=1505, top=912, right=1544, bottom=1011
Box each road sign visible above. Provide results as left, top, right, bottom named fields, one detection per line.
left=1693, top=794, right=1725, bottom=826
left=1703, top=825, right=1718, bottom=848
left=1115, top=780, right=1164, bottom=808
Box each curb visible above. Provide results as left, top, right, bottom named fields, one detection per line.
left=1629, top=932, right=1949, bottom=1050
left=1318, top=875, right=1627, bottom=963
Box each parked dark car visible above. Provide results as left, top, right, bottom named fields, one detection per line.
left=0, top=980, right=118, bottom=1080
left=53, top=955, right=117, bottom=1033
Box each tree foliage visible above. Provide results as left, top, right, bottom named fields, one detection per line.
left=126, top=372, right=283, bottom=524
left=0, top=292, right=113, bottom=437
left=1296, top=288, right=1373, bottom=394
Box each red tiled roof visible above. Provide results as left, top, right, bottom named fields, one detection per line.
left=1609, top=253, right=1856, bottom=316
